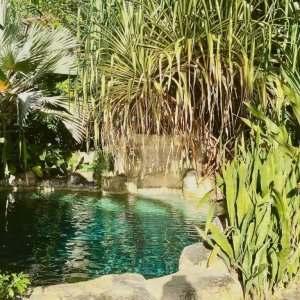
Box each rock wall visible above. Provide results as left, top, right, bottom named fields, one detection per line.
left=103, top=134, right=211, bottom=193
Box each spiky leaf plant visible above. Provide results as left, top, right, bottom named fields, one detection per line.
left=79, top=0, right=299, bottom=159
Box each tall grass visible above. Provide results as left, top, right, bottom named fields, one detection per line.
left=78, top=0, right=299, bottom=157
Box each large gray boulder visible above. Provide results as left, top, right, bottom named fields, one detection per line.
left=25, top=273, right=155, bottom=300
left=145, top=266, right=243, bottom=300
left=182, top=170, right=222, bottom=201
left=179, top=242, right=227, bottom=271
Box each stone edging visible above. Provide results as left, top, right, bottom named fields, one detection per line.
left=24, top=242, right=244, bottom=300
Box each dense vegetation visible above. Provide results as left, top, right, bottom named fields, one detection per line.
left=0, top=0, right=299, bottom=299
left=79, top=0, right=299, bottom=155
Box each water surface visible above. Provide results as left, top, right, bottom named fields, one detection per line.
left=0, top=191, right=200, bottom=286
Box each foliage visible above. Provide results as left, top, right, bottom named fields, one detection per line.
left=0, top=273, right=30, bottom=299
left=12, top=0, right=82, bottom=28
left=30, top=145, right=69, bottom=177
left=198, top=138, right=300, bottom=298
left=0, top=0, right=85, bottom=179
left=79, top=0, right=300, bottom=152
left=198, top=74, right=300, bottom=298
left=242, top=67, right=300, bottom=158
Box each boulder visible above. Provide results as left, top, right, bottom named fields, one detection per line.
left=179, top=242, right=227, bottom=271
left=102, top=175, right=126, bottom=194
left=138, top=172, right=183, bottom=189
left=75, top=170, right=95, bottom=183
left=66, top=173, right=98, bottom=190
left=25, top=273, right=155, bottom=300
left=146, top=266, right=243, bottom=300
left=182, top=170, right=222, bottom=200
left=15, top=171, right=37, bottom=186
left=212, top=216, right=225, bottom=232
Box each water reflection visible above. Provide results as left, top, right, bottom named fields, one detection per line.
left=0, top=192, right=199, bottom=286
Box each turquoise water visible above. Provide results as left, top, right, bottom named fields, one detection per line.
left=0, top=192, right=200, bottom=286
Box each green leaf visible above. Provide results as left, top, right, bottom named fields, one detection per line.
left=32, top=165, right=43, bottom=178
left=209, top=223, right=234, bottom=261
left=208, top=245, right=220, bottom=267
left=195, top=189, right=214, bottom=210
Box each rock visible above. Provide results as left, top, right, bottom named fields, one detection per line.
left=179, top=242, right=227, bottom=271
left=269, top=282, right=300, bottom=300
left=67, top=174, right=86, bottom=186
left=66, top=173, right=98, bottom=190
left=146, top=266, right=243, bottom=300
left=138, top=172, right=183, bottom=189
left=114, top=135, right=206, bottom=189
left=212, top=216, right=225, bottom=232
left=25, top=273, right=155, bottom=300
left=39, top=179, right=66, bottom=188
left=182, top=170, right=222, bottom=200
left=75, top=170, right=95, bottom=183
left=102, top=175, right=130, bottom=194
left=126, top=177, right=138, bottom=194
left=16, top=171, right=37, bottom=186
left=99, top=273, right=155, bottom=300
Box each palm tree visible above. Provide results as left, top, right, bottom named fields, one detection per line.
left=0, top=0, right=85, bottom=177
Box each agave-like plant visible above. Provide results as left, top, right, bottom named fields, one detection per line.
left=0, top=0, right=85, bottom=176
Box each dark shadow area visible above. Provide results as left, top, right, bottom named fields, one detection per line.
left=162, top=275, right=197, bottom=300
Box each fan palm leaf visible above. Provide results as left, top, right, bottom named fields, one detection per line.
left=0, top=0, right=85, bottom=144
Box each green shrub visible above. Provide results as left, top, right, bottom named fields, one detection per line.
left=198, top=138, right=300, bottom=299
left=0, top=273, right=31, bottom=299
left=79, top=0, right=300, bottom=152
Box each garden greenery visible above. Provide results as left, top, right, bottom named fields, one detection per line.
left=199, top=138, right=300, bottom=298
left=0, top=0, right=85, bottom=179
left=0, top=272, right=31, bottom=299
left=198, top=73, right=300, bottom=298
left=79, top=0, right=299, bottom=153
left=0, top=0, right=299, bottom=298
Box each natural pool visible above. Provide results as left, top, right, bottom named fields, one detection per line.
left=0, top=191, right=200, bottom=286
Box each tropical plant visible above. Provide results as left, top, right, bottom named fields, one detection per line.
left=197, top=136, right=300, bottom=299
left=79, top=0, right=300, bottom=157
left=0, top=272, right=31, bottom=299
left=0, top=0, right=85, bottom=179
left=243, top=67, right=300, bottom=158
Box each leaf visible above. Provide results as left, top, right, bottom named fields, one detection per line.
left=209, top=223, right=234, bottom=261
left=8, top=288, right=14, bottom=298
left=205, top=203, right=216, bottom=234
left=269, top=249, right=278, bottom=287
left=223, top=162, right=237, bottom=226
left=195, top=189, right=214, bottom=210
left=208, top=245, right=220, bottom=267
left=32, top=165, right=43, bottom=178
